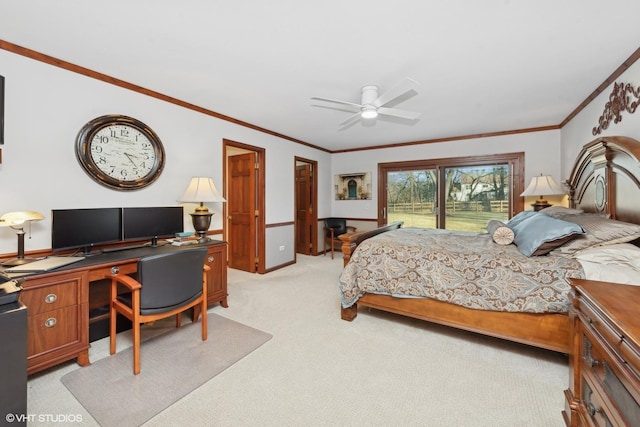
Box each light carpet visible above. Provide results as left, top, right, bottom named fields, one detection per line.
left=28, top=255, right=568, bottom=426
left=60, top=313, right=272, bottom=427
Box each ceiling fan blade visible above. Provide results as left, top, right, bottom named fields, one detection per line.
left=372, top=78, right=420, bottom=108
left=377, top=106, right=421, bottom=120
left=310, top=96, right=363, bottom=109
left=338, top=111, right=362, bottom=126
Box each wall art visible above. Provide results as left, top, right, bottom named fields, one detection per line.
left=334, top=172, right=372, bottom=200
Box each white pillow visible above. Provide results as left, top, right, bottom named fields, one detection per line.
left=574, top=243, right=640, bottom=270
left=578, top=260, right=640, bottom=286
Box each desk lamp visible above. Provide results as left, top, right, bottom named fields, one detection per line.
left=520, top=174, right=565, bottom=211
left=0, top=211, right=45, bottom=266
left=179, top=177, right=226, bottom=242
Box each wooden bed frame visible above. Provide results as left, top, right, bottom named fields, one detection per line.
left=339, top=136, right=640, bottom=353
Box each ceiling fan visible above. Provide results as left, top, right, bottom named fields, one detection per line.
left=311, top=78, right=421, bottom=126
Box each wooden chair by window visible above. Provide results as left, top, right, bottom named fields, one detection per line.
left=323, top=218, right=356, bottom=259
left=108, top=247, right=210, bottom=374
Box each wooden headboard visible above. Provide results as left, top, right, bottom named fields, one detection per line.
left=568, top=136, right=640, bottom=225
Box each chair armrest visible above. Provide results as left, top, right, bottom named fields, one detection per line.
left=324, top=227, right=337, bottom=238
left=203, top=264, right=211, bottom=272
left=106, top=273, right=142, bottom=291
left=346, top=226, right=357, bottom=233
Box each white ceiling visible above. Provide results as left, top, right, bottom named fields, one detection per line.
left=2, top=1, right=640, bottom=152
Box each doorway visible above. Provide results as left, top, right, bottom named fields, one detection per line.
left=223, top=139, right=266, bottom=273
left=295, top=157, right=318, bottom=255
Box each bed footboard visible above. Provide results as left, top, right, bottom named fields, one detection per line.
left=343, top=293, right=569, bottom=353
left=338, top=221, right=403, bottom=267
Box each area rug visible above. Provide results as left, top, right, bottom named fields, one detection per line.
left=61, top=313, right=272, bottom=427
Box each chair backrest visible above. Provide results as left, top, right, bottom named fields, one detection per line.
left=325, top=218, right=347, bottom=236
left=136, top=247, right=207, bottom=311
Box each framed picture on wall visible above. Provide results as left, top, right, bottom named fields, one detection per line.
left=334, top=172, right=372, bottom=200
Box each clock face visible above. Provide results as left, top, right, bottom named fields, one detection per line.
left=90, top=124, right=157, bottom=180
left=76, top=115, right=165, bottom=190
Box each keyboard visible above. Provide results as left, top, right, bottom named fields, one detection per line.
left=5, top=256, right=86, bottom=273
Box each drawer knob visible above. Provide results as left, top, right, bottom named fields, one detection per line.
left=586, top=355, right=600, bottom=368
left=45, top=293, right=57, bottom=304
left=44, top=317, right=57, bottom=328
left=587, top=402, right=600, bottom=417
left=111, top=266, right=120, bottom=274
left=208, top=256, right=214, bottom=262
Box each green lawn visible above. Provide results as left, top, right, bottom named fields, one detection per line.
left=388, top=211, right=509, bottom=232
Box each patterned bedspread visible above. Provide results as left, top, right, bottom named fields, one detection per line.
left=338, top=228, right=585, bottom=314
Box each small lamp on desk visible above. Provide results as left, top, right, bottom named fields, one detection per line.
left=0, top=211, right=45, bottom=266
left=179, top=177, right=226, bottom=242
left=520, top=174, right=565, bottom=211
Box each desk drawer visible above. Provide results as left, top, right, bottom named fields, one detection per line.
left=27, top=305, right=78, bottom=356
left=87, top=263, right=137, bottom=282
left=21, top=281, right=78, bottom=315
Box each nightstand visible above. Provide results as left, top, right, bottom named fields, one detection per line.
left=564, top=279, right=640, bottom=426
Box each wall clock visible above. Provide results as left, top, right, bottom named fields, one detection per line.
left=75, top=114, right=165, bottom=191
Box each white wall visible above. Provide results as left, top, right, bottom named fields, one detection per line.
left=561, top=60, right=640, bottom=177
left=4, top=45, right=636, bottom=263
left=0, top=49, right=331, bottom=268
left=331, top=130, right=562, bottom=228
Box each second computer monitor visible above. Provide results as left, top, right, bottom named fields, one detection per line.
left=122, top=206, right=184, bottom=246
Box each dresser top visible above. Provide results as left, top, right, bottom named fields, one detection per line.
left=571, top=278, right=640, bottom=347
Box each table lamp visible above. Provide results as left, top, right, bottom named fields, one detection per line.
left=520, top=174, right=565, bottom=211
left=179, top=177, right=226, bottom=242
left=0, top=210, right=45, bottom=266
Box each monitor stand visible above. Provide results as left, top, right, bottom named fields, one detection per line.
left=148, top=237, right=167, bottom=248
left=81, top=245, right=102, bottom=257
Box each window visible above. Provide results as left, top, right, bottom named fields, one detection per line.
left=378, top=152, right=524, bottom=232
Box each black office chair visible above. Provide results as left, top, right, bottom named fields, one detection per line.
left=108, top=247, right=210, bottom=374
left=323, top=218, right=356, bottom=259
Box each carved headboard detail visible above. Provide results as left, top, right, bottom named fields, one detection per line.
left=568, top=136, right=640, bottom=225
left=592, top=82, right=640, bottom=135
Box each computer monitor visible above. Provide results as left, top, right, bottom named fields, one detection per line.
left=51, top=208, right=122, bottom=255
left=122, top=206, right=184, bottom=247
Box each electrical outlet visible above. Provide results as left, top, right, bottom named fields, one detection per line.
left=279, top=245, right=285, bottom=251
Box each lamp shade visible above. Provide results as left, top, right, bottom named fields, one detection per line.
left=179, top=177, right=226, bottom=203
left=520, top=175, right=565, bottom=197
left=0, top=211, right=45, bottom=227
left=1, top=211, right=45, bottom=266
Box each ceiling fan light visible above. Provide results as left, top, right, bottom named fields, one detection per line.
left=361, top=106, right=378, bottom=119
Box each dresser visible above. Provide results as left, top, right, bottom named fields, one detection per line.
left=16, top=241, right=227, bottom=375
left=564, top=278, right=640, bottom=427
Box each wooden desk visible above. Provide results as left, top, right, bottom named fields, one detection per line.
left=16, top=241, right=227, bottom=375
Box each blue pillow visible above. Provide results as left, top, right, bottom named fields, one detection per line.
left=511, top=213, right=585, bottom=256
left=506, top=210, right=539, bottom=229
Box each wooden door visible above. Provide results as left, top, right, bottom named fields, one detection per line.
left=296, top=163, right=313, bottom=254
left=228, top=152, right=256, bottom=272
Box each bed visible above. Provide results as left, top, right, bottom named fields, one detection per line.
left=338, top=136, right=640, bottom=353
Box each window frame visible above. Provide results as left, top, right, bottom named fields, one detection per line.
left=377, top=152, right=525, bottom=227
